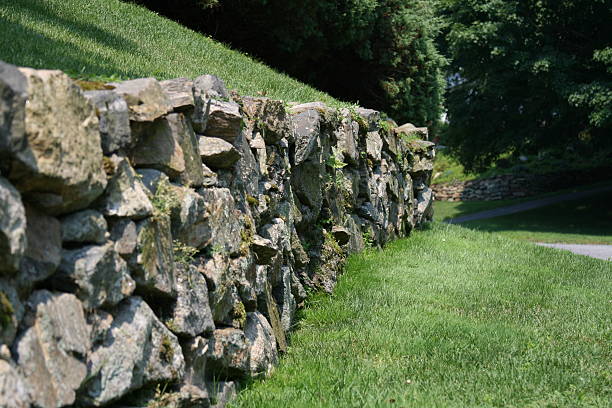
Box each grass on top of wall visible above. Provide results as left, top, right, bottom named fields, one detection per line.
left=0, top=0, right=343, bottom=107
left=232, top=223, right=611, bottom=407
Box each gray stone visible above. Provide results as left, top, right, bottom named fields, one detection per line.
left=202, top=164, right=218, bottom=187
left=14, top=291, right=90, bottom=408
left=81, top=297, right=185, bottom=406
left=198, top=136, right=241, bottom=169
left=204, top=100, right=243, bottom=143
left=335, top=110, right=360, bottom=164
left=182, top=336, right=209, bottom=390
left=0, top=177, right=26, bottom=275
left=167, top=264, right=215, bottom=337
left=170, top=185, right=209, bottom=249
left=291, top=108, right=321, bottom=165
left=129, top=215, right=176, bottom=298
left=136, top=168, right=169, bottom=195
left=0, top=61, right=26, bottom=175
left=84, top=90, right=131, bottom=154
left=198, top=253, right=244, bottom=328
left=415, top=187, right=434, bottom=226
left=366, top=131, right=383, bottom=162
left=57, top=242, right=135, bottom=309
left=192, top=75, right=230, bottom=133
left=10, top=68, right=107, bottom=215
left=396, top=122, right=428, bottom=140
left=206, top=328, right=250, bottom=378
left=98, top=155, right=154, bottom=219
left=274, top=266, right=296, bottom=333
left=60, top=209, right=107, bottom=244
left=19, top=205, right=61, bottom=285
left=289, top=102, right=328, bottom=115
left=245, top=312, right=278, bottom=377
left=169, top=113, right=205, bottom=187
left=355, top=107, right=380, bottom=131
left=161, top=77, right=195, bottom=111
left=242, top=97, right=291, bottom=144
left=207, top=381, right=236, bottom=408
left=0, top=359, right=31, bottom=408
left=0, top=279, right=23, bottom=346
left=109, top=218, right=138, bottom=257
left=199, top=188, right=242, bottom=256
left=251, top=235, right=277, bottom=265
left=131, top=117, right=186, bottom=178
left=110, top=78, right=171, bottom=122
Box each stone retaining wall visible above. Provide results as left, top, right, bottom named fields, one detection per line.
left=0, top=61, right=434, bottom=408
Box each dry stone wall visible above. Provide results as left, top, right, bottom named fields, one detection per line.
left=0, top=60, right=434, bottom=408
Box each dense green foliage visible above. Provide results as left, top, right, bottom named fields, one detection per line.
left=130, top=0, right=447, bottom=128
left=233, top=224, right=611, bottom=406
left=436, top=0, right=612, bottom=170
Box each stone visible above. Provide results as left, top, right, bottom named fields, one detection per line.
left=14, top=291, right=90, bottom=408
left=0, top=359, right=31, bottom=408
left=170, top=186, right=209, bottom=249
left=198, top=136, right=242, bottom=169
left=110, top=77, right=171, bottom=122
left=201, top=164, right=219, bottom=187
left=0, top=280, right=22, bottom=345
left=206, top=328, right=250, bottom=378
left=415, top=187, right=434, bottom=226
left=207, top=381, right=236, bottom=408
left=198, top=254, right=244, bottom=328
left=396, top=122, right=428, bottom=140
left=355, top=107, right=380, bottom=131
left=60, top=209, right=107, bottom=245
left=182, top=336, right=209, bottom=390
left=98, top=155, right=154, bottom=219
left=331, top=225, right=351, bottom=246
left=168, top=113, right=205, bottom=187
left=10, top=68, right=107, bottom=215
left=0, top=61, right=26, bottom=175
left=0, top=177, right=26, bottom=275
left=84, top=90, right=131, bottom=154
left=261, top=280, right=287, bottom=353
left=160, top=77, right=195, bottom=111
left=335, top=110, right=360, bottom=164
left=19, top=205, right=61, bottom=285
left=204, top=100, right=243, bottom=142
left=129, top=215, right=177, bottom=298
left=136, top=168, right=169, bottom=195
left=166, top=264, right=215, bottom=338
left=273, top=266, right=296, bottom=333
left=242, top=97, right=291, bottom=144
left=245, top=312, right=278, bottom=377
left=291, top=108, right=321, bottom=165
left=199, top=188, right=242, bottom=255
left=289, top=102, right=328, bottom=115
left=109, top=218, right=138, bottom=257
left=251, top=235, right=277, bottom=265
left=81, top=297, right=185, bottom=406
left=366, top=131, right=383, bottom=162
left=130, top=117, right=186, bottom=178
left=192, top=74, right=230, bottom=133
left=56, top=242, right=135, bottom=309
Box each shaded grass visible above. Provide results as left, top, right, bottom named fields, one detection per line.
left=233, top=224, right=611, bottom=407
left=0, top=0, right=343, bottom=107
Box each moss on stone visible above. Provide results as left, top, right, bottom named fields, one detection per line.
left=0, top=291, right=14, bottom=330
left=160, top=334, right=175, bottom=363
left=246, top=194, right=260, bottom=207
left=232, top=301, right=247, bottom=328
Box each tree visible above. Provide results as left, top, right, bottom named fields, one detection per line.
left=436, top=0, right=611, bottom=170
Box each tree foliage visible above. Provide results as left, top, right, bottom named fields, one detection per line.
left=130, top=0, right=447, bottom=128
left=436, top=0, right=611, bottom=170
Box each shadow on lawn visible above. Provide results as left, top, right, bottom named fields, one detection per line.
left=0, top=0, right=142, bottom=78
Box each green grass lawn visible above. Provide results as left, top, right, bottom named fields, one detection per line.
left=233, top=224, right=611, bottom=407
left=0, top=0, right=343, bottom=107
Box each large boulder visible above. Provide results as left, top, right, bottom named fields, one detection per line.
left=84, top=90, right=131, bottom=154
left=198, top=136, right=241, bottom=169
left=10, top=68, right=107, bottom=214
left=60, top=209, right=107, bottom=245
left=203, top=100, right=243, bottom=143
left=0, top=359, right=31, bottom=408
left=19, top=205, right=61, bottom=285
left=109, top=78, right=171, bottom=122
left=244, top=312, right=278, bottom=377
left=0, top=177, right=26, bottom=275
left=14, top=291, right=90, bottom=408
left=0, top=61, right=26, bottom=175
left=81, top=297, right=185, bottom=406
left=56, top=242, right=135, bottom=309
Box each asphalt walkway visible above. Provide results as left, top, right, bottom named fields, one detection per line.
left=536, top=243, right=612, bottom=261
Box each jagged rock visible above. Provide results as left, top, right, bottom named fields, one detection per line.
left=98, top=155, right=154, bottom=219
left=161, top=77, right=195, bottom=111
left=0, top=280, right=22, bottom=346
left=192, top=74, right=230, bottom=133
left=170, top=186, right=209, bottom=249
left=260, top=280, right=287, bottom=353
left=130, top=117, right=186, bottom=178
left=84, top=90, right=131, bottom=154
left=242, top=97, right=291, bottom=144
left=408, top=140, right=436, bottom=172
left=206, top=328, right=250, bottom=378
left=14, top=291, right=90, bottom=408
left=251, top=235, right=277, bottom=265
left=380, top=125, right=400, bottom=157
left=415, top=187, right=434, bottom=226
left=136, top=168, right=169, bottom=195
left=289, top=102, right=328, bottom=115
left=0, top=177, right=26, bottom=275
left=182, top=336, right=209, bottom=391
left=129, top=215, right=176, bottom=298
left=110, top=78, right=171, bottom=122
left=81, top=297, right=185, bottom=406
left=335, top=110, right=360, bottom=164
left=56, top=242, right=135, bottom=309
left=10, top=68, right=107, bottom=214
left=199, top=188, right=242, bottom=255
left=19, top=205, right=61, bottom=285
left=198, top=136, right=241, bottom=169
left=201, top=164, right=219, bottom=187
left=251, top=133, right=268, bottom=176
left=291, top=107, right=321, bottom=165
left=259, top=218, right=291, bottom=255
left=273, top=266, right=296, bottom=333
left=366, top=131, right=383, bottom=162
left=355, top=107, right=380, bottom=131
left=198, top=253, right=243, bottom=328
left=231, top=131, right=260, bottom=200
left=166, top=264, right=215, bottom=338
left=0, top=61, right=26, bottom=175
left=207, top=381, right=236, bottom=408
left=60, top=209, right=107, bottom=245
left=109, top=218, right=138, bottom=258
left=345, top=215, right=365, bottom=254
left=168, top=113, right=205, bottom=187
left=204, top=100, right=243, bottom=143
left=0, top=359, right=31, bottom=408
left=396, top=123, right=428, bottom=140
left=331, top=225, right=351, bottom=246
left=245, top=312, right=278, bottom=377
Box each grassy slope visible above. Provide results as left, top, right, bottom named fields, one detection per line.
left=233, top=224, right=611, bottom=407
left=0, top=0, right=342, bottom=106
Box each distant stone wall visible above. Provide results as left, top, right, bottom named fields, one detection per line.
left=433, top=168, right=612, bottom=201
left=0, top=61, right=434, bottom=408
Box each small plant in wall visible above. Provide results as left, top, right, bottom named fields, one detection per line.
left=173, top=240, right=199, bottom=267
left=151, top=179, right=179, bottom=219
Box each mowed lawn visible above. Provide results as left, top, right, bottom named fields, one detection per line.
left=232, top=224, right=611, bottom=407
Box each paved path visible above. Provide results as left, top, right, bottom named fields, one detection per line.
left=536, top=243, right=612, bottom=261
left=446, top=184, right=612, bottom=224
